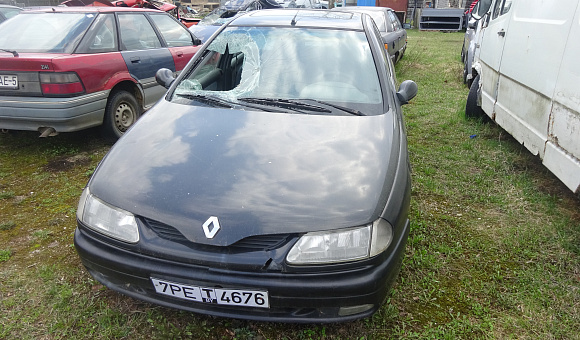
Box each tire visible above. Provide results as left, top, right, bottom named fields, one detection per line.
left=103, top=90, right=140, bottom=139
left=465, top=75, right=485, bottom=119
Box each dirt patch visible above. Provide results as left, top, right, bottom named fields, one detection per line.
left=44, top=153, right=91, bottom=172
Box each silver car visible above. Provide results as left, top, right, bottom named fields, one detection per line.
left=332, top=6, right=407, bottom=64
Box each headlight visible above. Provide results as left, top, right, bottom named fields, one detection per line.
left=286, top=218, right=393, bottom=265
left=77, top=187, right=139, bottom=243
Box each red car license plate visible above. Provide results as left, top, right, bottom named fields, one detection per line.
left=0, top=75, right=17, bottom=89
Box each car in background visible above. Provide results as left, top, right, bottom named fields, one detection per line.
left=332, top=6, right=407, bottom=64
left=461, top=0, right=482, bottom=87
left=0, top=4, right=22, bottom=24
left=277, top=0, right=324, bottom=9
left=189, top=0, right=280, bottom=43
left=74, top=8, right=417, bottom=322
left=0, top=7, right=201, bottom=138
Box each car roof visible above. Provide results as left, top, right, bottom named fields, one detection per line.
left=229, top=8, right=366, bottom=30
left=20, top=6, right=162, bottom=14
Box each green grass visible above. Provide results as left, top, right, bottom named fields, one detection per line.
left=0, top=30, right=579, bottom=339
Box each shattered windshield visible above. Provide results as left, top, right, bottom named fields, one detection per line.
left=171, top=26, right=383, bottom=114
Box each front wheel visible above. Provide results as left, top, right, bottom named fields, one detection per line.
left=465, top=75, right=485, bottom=119
left=103, top=90, right=140, bottom=139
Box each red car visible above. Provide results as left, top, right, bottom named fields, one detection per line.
left=0, top=7, right=201, bottom=138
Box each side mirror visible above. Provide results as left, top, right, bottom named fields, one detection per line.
left=396, top=80, right=418, bottom=105
left=402, top=23, right=411, bottom=29
left=156, top=68, right=175, bottom=89
left=468, top=18, right=477, bottom=29
left=472, top=0, right=492, bottom=20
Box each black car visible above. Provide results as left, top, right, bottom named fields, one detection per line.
left=75, top=9, right=417, bottom=322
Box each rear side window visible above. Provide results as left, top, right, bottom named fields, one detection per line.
left=366, top=11, right=387, bottom=32
left=118, top=13, right=162, bottom=51
left=76, top=14, right=118, bottom=54
left=388, top=11, right=401, bottom=30
left=149, top=14, right=194, bottom=47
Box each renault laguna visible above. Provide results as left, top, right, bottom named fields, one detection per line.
left=74, top=9, right=418, bottom=322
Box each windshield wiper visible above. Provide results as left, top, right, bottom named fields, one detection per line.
left=177, top=93, right=288, bottom=113
left=176, top=93, right=236, bottom=109
left=0, top=49, right=18, bottom=57
left=238, top=97, right=331, bottom=113
left=310, top=100, right=367, bottom=116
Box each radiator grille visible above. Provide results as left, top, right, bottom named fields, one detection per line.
left=141, top=217, right=294, bottom=251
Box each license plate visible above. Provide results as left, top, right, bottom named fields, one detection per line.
left=151, top=277, right=270, bottom=308
left=0, top=74, right=18, bottom=89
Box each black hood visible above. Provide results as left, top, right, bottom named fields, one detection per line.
left=89, top=100, right=400, bottom=246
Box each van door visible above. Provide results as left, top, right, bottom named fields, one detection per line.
left=543, top=2, right=580, bottom=193
left=493, top=0, right=577, bottom=160
left=477, top=0, right=513, bottom=116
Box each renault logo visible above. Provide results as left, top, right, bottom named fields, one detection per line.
left=202, top=216, right=221, bottom=239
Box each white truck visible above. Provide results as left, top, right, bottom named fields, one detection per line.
left=466, top=0, right=580, bottom=194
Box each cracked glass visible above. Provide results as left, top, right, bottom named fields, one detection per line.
left=171, top=25, right=383, bottom=115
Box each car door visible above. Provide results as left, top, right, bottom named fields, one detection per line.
left=477, top=0, right=513, bottom=116
left=387, top=9, right=404, bottom=54
left=148, top=13, right=200, bottom=72
left=117, top=12, right=175, bottom=108
left=378, top=10, right=396, bottom=59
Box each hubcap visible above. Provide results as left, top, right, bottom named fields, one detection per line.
left=114, top=103, right=135, bottom=132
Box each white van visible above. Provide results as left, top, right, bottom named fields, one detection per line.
left=466, top=0, right=580, bottom=194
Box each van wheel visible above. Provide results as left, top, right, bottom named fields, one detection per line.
left=466, top=75, right=485, bottom=118
left=103, top=90, right=140, bottom=139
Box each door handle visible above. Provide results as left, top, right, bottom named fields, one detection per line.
left=176, top=52, right=184, bottom=57
left=498, top=30, right=506, bottom=37
left=130, top=57, right=141, bottom=63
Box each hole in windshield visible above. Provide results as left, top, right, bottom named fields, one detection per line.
left=172, top=26, right=384, bottom=115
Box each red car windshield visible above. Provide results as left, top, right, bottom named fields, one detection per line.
left=0, top=12, right=95, bottom=53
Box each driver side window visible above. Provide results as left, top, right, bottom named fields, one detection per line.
left=493, top=0, right=512, bottom=19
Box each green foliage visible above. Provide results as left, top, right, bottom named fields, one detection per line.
left=0, top=249, right=11, bottom=262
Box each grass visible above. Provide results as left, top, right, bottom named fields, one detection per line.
left=0, top=30, right=579, bottom=339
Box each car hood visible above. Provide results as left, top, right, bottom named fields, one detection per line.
left=88, top=100, right=401, bottom=246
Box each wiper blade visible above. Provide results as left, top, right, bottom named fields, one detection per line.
left=0, top=49, right=18, bottom=57
left=239, top=97, right=331, bottom=113
left=176, top=93, right=235, bottom=109
left=311, top=100, right=367, bottom=116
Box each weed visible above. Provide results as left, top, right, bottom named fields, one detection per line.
left=32, top=229, right=52, bottom=241
left=0, top=191, right=15, bottom=199
left=0, top=249, right=11, bottom=262
left=0, top=221, right=16, bottom=231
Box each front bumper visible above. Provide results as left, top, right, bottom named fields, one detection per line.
left=0, top=91, right=108, bottom=132
left=74, top=219, right=409, bottom=323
